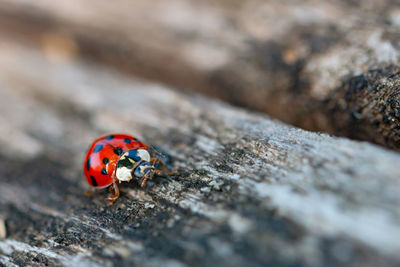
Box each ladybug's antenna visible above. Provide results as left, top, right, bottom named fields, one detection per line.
left=148, top=145, right=170, bottom=160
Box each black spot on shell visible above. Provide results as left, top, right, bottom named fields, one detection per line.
left=114, top=147, right=123, bottom=156
left=124, top=138, right=132, bottom=144
left=86, top=157, right=91, bottom=171
left=103, top=158, right=109, bottom=165
left=93, top=144, right=104, bottom=153
left=101, top=168, right=107, bottom=175
left=90, top=176, right=98, bottom=186
left=105, top=135, right=114, bottom=140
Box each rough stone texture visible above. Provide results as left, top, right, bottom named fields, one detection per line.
left=0, top=38, right=400, bottom=267
left=0, top=0, right=399, bottom=149
left=326, top=66, right=400, bottom=150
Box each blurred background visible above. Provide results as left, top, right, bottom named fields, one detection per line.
left=1, top=1, right=400, bottom=267
left=1, top=0, right=400, bottom=152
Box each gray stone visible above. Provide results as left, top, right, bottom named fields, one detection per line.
left=0, top=38, right=399, bottom=267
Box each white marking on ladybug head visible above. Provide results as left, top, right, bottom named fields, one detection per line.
left=115, top=149, right=151, bottom=182
left=116, top=165, right=133, bottom=182
left=116, top=152, right=135, bottom=182
left=136, top=149, right=151, bottom=162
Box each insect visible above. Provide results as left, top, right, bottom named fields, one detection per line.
left=83, top=134, right=175, bottom=204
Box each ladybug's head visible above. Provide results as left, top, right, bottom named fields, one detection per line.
left=115, top=149, right=156, bottom=184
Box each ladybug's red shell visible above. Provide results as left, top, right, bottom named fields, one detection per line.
left=83, top=134, right=149, bottom=188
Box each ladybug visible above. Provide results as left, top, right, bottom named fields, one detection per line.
left=83, top=134, right=175, bottom=204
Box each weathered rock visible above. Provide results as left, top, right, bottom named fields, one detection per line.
left=0, top=0, right=399, bottom=150
left=0, top=38, right=399, bottom=267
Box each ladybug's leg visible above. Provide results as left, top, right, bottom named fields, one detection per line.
left=139, top=177, right=147, bottom=188
left=106, top=179, right=120, bottom=204
left=150, top=157, right=177, bottom=175
left=85, top=188, right=96, bottom=196
left=138, top=169, right=162, bottom=188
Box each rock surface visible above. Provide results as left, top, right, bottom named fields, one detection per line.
left=0, top=38, right=400, bottom=266
left=0, top=0, right=399, bottom=149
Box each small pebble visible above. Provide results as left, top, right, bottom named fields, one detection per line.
left=209, top=180, right=224, bottom=190
left=200, top=187, right=211, bottom=193
left=144, top=203, right=155, bottom=209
